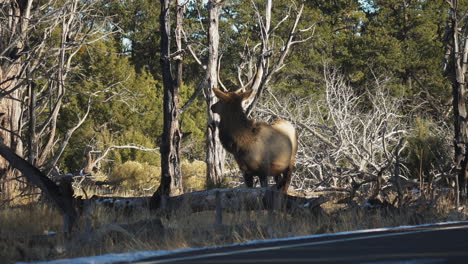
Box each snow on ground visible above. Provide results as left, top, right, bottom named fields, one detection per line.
left=19, top=221, right=468, bottom=264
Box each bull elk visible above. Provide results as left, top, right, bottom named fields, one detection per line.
left=211, top=88, right=297, bottom=193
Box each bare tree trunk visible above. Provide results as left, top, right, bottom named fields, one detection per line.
left=0, top=87, right=23, bottom=201
left=27, top=81, right=37, bottom=166
left=444, top=0, right=468, bottom=202
left=205, top=0, right=226, bottom=188
left=152, top=0, right=184, bottom=208
left=0, top=0, right=32, bottom=202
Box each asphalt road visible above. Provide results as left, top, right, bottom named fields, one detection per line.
left=132, top=221, right=468, bottom=264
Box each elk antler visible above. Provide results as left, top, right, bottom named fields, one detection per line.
left=235, top=77, right=253, bottom=93
left=212, top=88, right=230, bottom=101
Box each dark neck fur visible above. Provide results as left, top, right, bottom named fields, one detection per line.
left=218, top=109, right=254, bottom=153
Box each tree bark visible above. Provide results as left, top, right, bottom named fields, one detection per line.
left=445, top=1, right=468, bottom=201
left=152, top=0, right=184, bottom=208
left=27, top=81, right=37, bottom=166
left=0, top=0, right=32, bottom=202
left=205, top=0, right=226, bottom=188
left=0, top=87, right=23, bottom=201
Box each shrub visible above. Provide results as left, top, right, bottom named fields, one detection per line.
left=405, top=118, right=452, bottom=184
left=109, top=161, right=160, bottom=192
left=109, top=159, right=229, bottom=193
left=181, top=160, right=206, bottom=192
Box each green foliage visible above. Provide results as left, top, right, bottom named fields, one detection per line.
left=59, top=38, right=163, bottom=173
left=105, top=0, right=161, bottom=74
left=405, top=118, right=452, bottom=182
left=109, top=161, right=160, bottom=191
left=180, top=84, right=207, bottom=160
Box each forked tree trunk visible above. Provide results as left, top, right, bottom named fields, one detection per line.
left=152, top=0, right=184, bottom=208
left=205, top=0, right=225, bottom=188
left=242, top=0, right=309, bottom=115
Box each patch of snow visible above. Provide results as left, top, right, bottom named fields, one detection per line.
left=20, top=220, right=468, bottom=264
left=18, top=249, right=199, bottom=264
left=43, top=231, right=57, bottom=236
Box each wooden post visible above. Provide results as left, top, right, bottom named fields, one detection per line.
left=215, top=190, right=222, bottom=226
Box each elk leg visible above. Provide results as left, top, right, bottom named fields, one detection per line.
left=243, top=172, right=254, bottom=188
left=274, top=174, right=282, bottom=186
left=284, top=164, right=293, bottom=191
left=278, top=164, right=293, bottom=193
left=259, top=176, right=268, bottom=188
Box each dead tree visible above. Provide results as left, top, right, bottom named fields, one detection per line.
left=205, top=0, right=226, bottom=187
left=254, top=66, right=409, bottom=203
left=240, top=0, right=315, bottom=115
left=83, top=144, right=159, bottom=175
left=152, top=0, right=186, bottom=208
left=444, top=0, right=468, bottom=203
left=0, top=0, right=114, bottom=203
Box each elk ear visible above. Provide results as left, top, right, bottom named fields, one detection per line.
left=212, top=88, right=230, bottom=101
left=240, top=89, right=253, bottom=101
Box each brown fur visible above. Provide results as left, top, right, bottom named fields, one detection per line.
left=211, top=88, right=297, bottom=193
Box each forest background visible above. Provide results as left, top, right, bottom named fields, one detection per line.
left=0, top=0, right=466, bottom=204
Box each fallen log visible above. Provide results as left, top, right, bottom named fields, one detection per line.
left=87, top=188, right=328, bottom=215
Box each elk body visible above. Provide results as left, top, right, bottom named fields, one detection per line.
left=211, top=88, right=297, bottom=193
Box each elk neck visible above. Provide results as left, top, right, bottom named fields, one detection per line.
left=218, top=107, right=257, bottom=151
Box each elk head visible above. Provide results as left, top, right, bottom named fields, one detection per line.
left=211, top=88, right=253, bottom=115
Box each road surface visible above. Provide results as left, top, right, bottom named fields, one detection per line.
left=131, top=221, right=468, bottom=264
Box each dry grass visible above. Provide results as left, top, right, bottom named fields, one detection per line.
left=0, top=190, right=466, bottom=264
left=0, top=204, right=63, bottom=263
